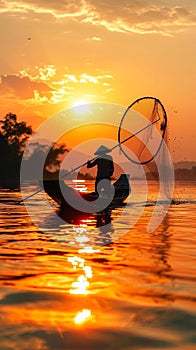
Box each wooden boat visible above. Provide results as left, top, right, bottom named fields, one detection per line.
left=42, top=174, right=130, bottom=223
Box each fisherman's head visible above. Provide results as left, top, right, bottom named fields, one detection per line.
left=94, top=145, right=111, bottom=155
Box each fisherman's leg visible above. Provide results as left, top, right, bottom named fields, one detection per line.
left=103, top=177, right=112, bottom=196
left=96, top=177, right=112, bottom=197
left=95, top=178, right=100, bottom=195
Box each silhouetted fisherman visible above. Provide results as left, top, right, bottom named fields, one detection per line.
left=87, top=145, right=114, bottom=196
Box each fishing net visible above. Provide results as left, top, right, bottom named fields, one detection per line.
left=18, top=98, right=175, bottom=240
left=117, top=96, right=174, bottom=201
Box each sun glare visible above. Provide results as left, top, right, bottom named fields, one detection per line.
left=73, top=99, right=88, bottom=107
left=72, top=99, right=90, bottom=114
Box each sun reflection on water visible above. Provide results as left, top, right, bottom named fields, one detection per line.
left=78, top=247, right=100, bottom=254
left=72, top=179, right=88, bottom=193
left=74, top=309, right=92, bottom=325
left=68, top=255, right=93, bottom=295
left=70, top=275, right=89, bottom=295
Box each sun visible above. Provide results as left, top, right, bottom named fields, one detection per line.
left=72, top=99, right=88, bottom=107
left=72, top=99, right=90, bottom=114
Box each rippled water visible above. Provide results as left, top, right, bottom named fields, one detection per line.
left=0, top=181, right=196, bottom=350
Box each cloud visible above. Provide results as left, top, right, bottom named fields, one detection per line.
left=20, top=65, right=56, bottom=82
left=36, top=66, right=56, bottom=81
left=50, top=86, right=74, bottom=104
left=0, top=0, right=87, bottom=18
left=0, top=1, right=196, bottom=35
left=0, top=74, right=52, bottom=99
left=64, top=74, right=78, bottom=83
left=0, top=68, right=114, bottom=105
left=86, top=36, right=101, bottom=41
left=0, top=73, right=73, bottom=105
left=83, top=2, right=196, bottom=36
left=64, top=72, right=113, bottom=84
left=80, top=74, right=99, bottom=83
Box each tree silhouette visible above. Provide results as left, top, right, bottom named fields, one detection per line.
left=23, top=142, right=69, bottom=180
left=0, top=113, right=32, bottom=188
left=0, top=113, right=68, bottom=188
left=0, top=113, right=32, bottom=157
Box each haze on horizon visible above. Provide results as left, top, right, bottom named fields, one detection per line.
left=0, top=0, right=196, bottom=162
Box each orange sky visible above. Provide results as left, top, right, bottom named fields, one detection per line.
left=0, top=1, right=196, bottom=161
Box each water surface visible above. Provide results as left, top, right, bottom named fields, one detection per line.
left=0, top=181, right=196, bottom=350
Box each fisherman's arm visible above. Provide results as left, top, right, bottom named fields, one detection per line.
left=87, top=159, right=97, bottom=168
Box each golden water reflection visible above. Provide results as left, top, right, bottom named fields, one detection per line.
left=74, top=309, right=92, bottom=325
left=68, top=255, right=93, bottom=295
left=1, top=183, right=196, bottom=349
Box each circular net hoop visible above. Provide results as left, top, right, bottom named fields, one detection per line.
left=118, top=96, right=167, bottom=165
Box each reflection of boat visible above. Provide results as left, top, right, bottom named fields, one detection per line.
left=42, top=174, right=130, bottom=222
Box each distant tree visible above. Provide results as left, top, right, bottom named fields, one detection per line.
left=45, top=143, right=68, bottom=173
left=0, top=113, right=68, bottom=188
left=0, top=134, right=10, bottom=187
left=24, top=142, right=69, bottom=180
left=0, top=113, right=32, bottom=157
left=0, top=113, right=32, bottom=188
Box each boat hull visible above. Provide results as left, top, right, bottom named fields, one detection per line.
left=42, top=174, right=130, bottom=223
